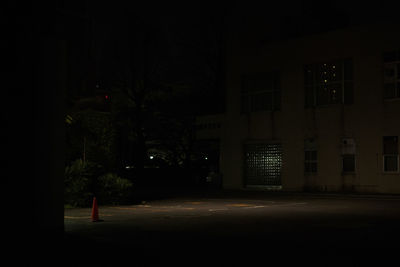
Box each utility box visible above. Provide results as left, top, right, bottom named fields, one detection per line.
left=342, top=138, right=356, bottom=155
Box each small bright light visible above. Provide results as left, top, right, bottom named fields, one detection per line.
left=205, top=156, right=208, bottom=160
left=150, top=156, right=154, bottom=159
left=125, top=166, right=131, bottom=169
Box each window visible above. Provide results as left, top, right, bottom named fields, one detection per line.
left=304, top=138, right=317, bottom=173
left=305, top=59, right=353, bottom=107
left=342, top=155, right=355, bottom=173
left=244, top=143, right=282, bottom=186
left=342, top=138, right=356, bottom=173
left=383, top=136, right=399, bottom=172
left=383, top=50, right=400, bottom=99
left=241, top=72, right=281, bottom=113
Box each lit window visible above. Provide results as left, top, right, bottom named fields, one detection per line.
left=244, top=143, right=282, bottom=186
left=304, top=59, right=353, bottom=107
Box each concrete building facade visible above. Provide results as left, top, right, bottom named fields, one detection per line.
left=197, top=21, right=400, bottom=194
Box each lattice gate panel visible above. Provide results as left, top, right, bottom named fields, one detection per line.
left=244, top=143, right=282, bottom=186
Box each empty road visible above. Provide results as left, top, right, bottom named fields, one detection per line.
left=62, top=192, right=400, bottom=266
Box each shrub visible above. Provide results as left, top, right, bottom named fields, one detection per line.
left=97, top=173, right=134, bottom=205
left=64, top=159, right=95, bottom=207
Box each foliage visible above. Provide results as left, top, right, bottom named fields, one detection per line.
left=65, top=159, right=134, bottom=207
left=66, top=111, right=117, bottom=171
left=97, top=173, right=134, bottom=205
left=64, top=159, right=96, bottom=207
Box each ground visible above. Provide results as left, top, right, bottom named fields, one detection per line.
left=62, top=191, right=400, bottom=266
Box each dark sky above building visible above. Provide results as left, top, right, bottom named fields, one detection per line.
left=89, top=0, right=400, bottom=69
left=29, top=0, right=400, bottom=115
left=228, top=0, right=400, bottom=42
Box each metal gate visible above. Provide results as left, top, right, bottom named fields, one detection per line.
left=244, top=143, right=282, bottom=187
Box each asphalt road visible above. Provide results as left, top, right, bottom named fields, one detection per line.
left=62, top=192, right=400, bottom=266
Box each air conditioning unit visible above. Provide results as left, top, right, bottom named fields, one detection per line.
left=342, top=138, right=355, bottom=154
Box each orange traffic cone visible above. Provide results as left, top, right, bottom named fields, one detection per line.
left=91, top=197, right=100, bottom=222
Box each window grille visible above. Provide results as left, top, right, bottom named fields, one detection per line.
left=244, top=143, right=282, bottom=186
left=383, top=136, right=399, bottom=172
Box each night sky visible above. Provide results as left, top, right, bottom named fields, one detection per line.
left=88, top=0, right=399, bottom=113
left=17, top=0, right=398, bottom=116
left=86, top=1, right=230, bottom=115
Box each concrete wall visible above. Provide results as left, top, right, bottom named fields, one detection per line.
left=34, top=38, right=66, bottom=236
left=222, top=22, right=400, bottom=193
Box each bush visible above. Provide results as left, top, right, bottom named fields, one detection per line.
left=64, top=159, right=97, bottom=207
left=97, top=173, right=134, bottom=205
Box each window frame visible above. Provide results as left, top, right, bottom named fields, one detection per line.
left=304, top=138, right=317, bottom=174
left=304, top=58, right=353, bottom=108
left=383, top=136, right=399, bottom=173
left=383, top=155, right=399, bottom=173
left=243, top=142, right=283, bottom=187
left=342, top=154, right=356, bottom=174
left=241, top=72, right=281, bottom=113
left=383, top=49, right=400, bottom=100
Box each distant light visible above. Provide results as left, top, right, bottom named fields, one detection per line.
left=96, top=84, right=100, bottom=88
left=332, top=65, right=336, bottom=69
left=105, top=95, right=109, bottom=100
left=205, top=156, right=208, bottom=160
left=149, top=155, right=154, bottom=160
left=324, top=80, right=327, bottom=83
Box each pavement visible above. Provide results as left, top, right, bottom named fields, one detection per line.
left=61, top=190, right=400, bottom=266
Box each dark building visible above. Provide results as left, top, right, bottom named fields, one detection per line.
left=196, top=8, right=400, bottom=193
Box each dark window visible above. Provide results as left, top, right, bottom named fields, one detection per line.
left=342, top=154, right=355, bottom=173
left=383, top=50, right=400, bottom=99
left=341, top=138, right=356, bottom=173
left=383, top=136, right=399, bottom=172
left=304, top=59, right=353, bottom=107
left=242, top=72, right=281, bottom=113
left=304, top=138, right=317, bottom=174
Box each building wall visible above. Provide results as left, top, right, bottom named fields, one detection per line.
left=222, top=22, right=400, bottom=193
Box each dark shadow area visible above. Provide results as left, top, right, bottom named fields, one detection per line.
left=118, top=168, right=222, bottom=203
left=60, top=193, right=400, bottom=266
